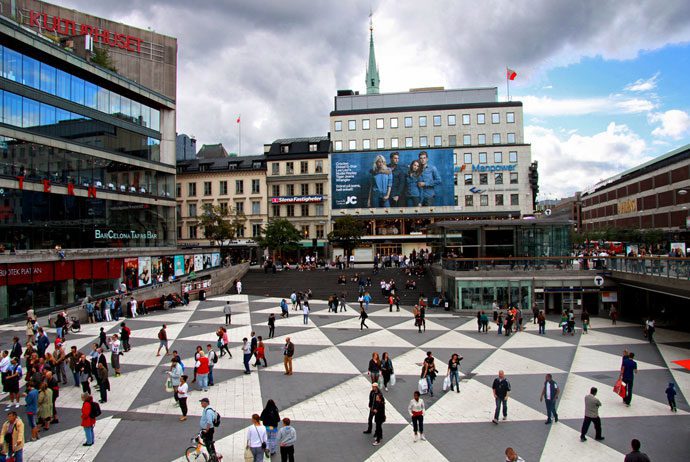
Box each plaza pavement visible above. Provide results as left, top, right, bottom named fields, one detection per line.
left=0, top=294, right=688, bottom=461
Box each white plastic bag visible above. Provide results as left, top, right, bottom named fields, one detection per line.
left=418, top=378, right=428, bottom=395
left=389, top=374, right=396, bottom=387
left=442, top=376, right=451, bottom=392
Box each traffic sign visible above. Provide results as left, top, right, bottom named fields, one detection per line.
left=594, top=275, right=604, bottom=287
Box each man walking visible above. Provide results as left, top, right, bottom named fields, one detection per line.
left=241, top=338, right=252, bottom=375
left=156, top=324, right=169, bottom=356
left=283, top=337, right=294, bottom=376
left=223, top=301, right=232, bottom=325
left=624, top=439, right=651, bottom=462
left=268, top=314, right=276, bottom=339
left=539, top=373, right=559, bottom=424
left=199, top=398, right=218, bottom=460
left=491, top=370, right=511, bottom=424
left=580, top=387, right=604, bottom=442
left=621, top=352, right=638, bottom=406
left=363, top=382, right=383, bottom=434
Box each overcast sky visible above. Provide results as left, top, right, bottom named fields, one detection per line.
left=59, top=0, right=690, bottom=198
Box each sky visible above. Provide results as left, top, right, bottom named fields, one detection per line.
left=58, top=0, right=690, bottom=199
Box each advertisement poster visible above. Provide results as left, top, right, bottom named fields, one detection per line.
left=194, top=254, right=204, bottom=272
left=137, top=257, right=152, bottom=286
left=160, top=257, right=174, bottom=280
left=184, top=255, right=194, bottom=274
left=625, top=244, right=639, bottom=256
left=174, top=255, right=185, bottom=277
left=670, top=242, right=686, bottom=256
left=151, top=257, right=163, bottom=282
left=331, top=148, right=455, bottom=209
left=212, top=253, right=221, bottom=267
left=124, top=258, right=138, bottom=290
left=203, top=254, right=212, bottom=269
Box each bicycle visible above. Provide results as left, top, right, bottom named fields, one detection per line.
left=185, top=432, right=222, bottom=462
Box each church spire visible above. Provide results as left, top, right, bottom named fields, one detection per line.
left=365, top=10, right=380, bottom=95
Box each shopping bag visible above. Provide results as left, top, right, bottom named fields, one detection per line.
left=418, top=378, right=428, bottom=395
left=165, top=377, right=173, bottom=393
left=613, top=378, right=626, bottom=398
left=442, top=376, right=451, bottom=392
left=244, top=446, right=253, bottom=461
left=389, top=374, right=396, bottom=387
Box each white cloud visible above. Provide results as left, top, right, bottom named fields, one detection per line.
left=526, top=122, right=651, bottom=197
left=521, top=95, right=656, bottom=117
left=624, top=72, right=660, bottom=92
left=649, top=110, right=690, bottom=139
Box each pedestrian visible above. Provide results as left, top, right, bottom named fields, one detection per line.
left=372, top=393, right=386, bottom=446
left=419, top=304, right=426, bottom=332
left=421, top=351, right=437, bottom=397
left=4, top=358, right=22, bottom=410
left=277, top=417, right=296, bottom=462
left=645, top=318, right=655, bottom=343
left=447, top=353, right=462, bottom=393
left=539, top=373, right=559, bottom=424
left=363, top=292, right=371, bottom=310
left=580, top=387, right=604, bottom=442
left=177, top=375, right=189, bottom=421
left=37, top=382, right=53, bottom=432
left=195, top=351, right=209, bottom=392
left=368, top=352, right=381, bottom=385
left=168, top=357, right=183, bottom=407
left=497, top=311, right=504, bottom=335
left=260, top=399, right=281, bottom=456
left=109, top=334, right=122, bottom=377
left=581, top=309, right=590, bottom=334
left=77, top=354, right=92, bottom=394
left=363, top=382, right=382, bottom=434
left=97, top=327, right=109, bottom=351
left=302, top=301, right=310, bottom=325
left=94, top=362, right=109, bottom=404
left=250, top=332, right=259, bottom=366
left=414, top=305, right=422, bottom=333
left=199, top=398, right=218, bottom=460
left=408, top=390, right=425, bottom=442
left=157, top=324, right=169, bottom=356
left=218, top=327, right=232, bottom=358
left=224, top=301, right=232, bottom=325
left=81, top=393, right=96, bottom=446
left=256, top=337, right=267, bottom=367
left=0, top=410, right=25, bottom=461
left=290, top=292, right=297, bottom=311
left=246, top=413, right=268, bottom=462
left=624, top=438, right=651, bottom=462
left=268, top=314, right=276, bottom=339
left=505, top=447, right=525, bottom=462
left=242, top=338, right=252, bottom=375
left=283, top=337, right=294, bottom=376
left=538, top=310, right=546, bottom=335
left=610, top=304, right=617, bottom=325
left=380, top=352, right=394, bottom=391
left=236, top=279, right=242, bottom=294
left=24, top=380, right=39, bottom=441
left=359, top=307, right=369, bottom=330
left=280, top=299, right=289, bottom=318
left=120, top=322, right=131, bottom=352
left=666, top=382, right=678, bottom=412
left=206, top=344, right=218, bottom=386
left=491, top=370, right=511, bottom=424
left=621, top=352, right=638, bottom=406
left=36, top=328, right=50, bottom=358
left=340, top=293, right=347, bottom=312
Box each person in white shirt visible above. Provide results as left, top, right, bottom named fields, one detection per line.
left=247, top=413, right=268, bottom=461
left=302, top=302, right=310, bottom=325
left=408, top=391, right=426, bottom=441
left=130, top=297, right=138, bottom=318
left=236, top=280, right=243, bottom=294
left=176, top=375, right=189, bottom=421
left=109, top=335, right=122, bottom=377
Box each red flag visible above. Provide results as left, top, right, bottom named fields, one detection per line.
left=67, top=182, right=75, bottom=196
left=236, top=116, right=241, bottom=123
left=88, top=185, right=97, bottom=198
left=17, top=176, right=24, bottom=190
left=42, top=179, right=51, bottom=193
left=507, top=68, right=517, bottom=81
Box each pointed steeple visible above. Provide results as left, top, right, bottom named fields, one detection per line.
left=365, top=10, right=380, bottom=95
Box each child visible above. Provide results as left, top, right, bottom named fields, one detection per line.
left=582, top=318, right=589, bottom=334
left=666, top=382, right=678, bottom=412
left=256, top=337, right=267, bottom=367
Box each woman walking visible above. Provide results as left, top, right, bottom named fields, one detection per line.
left=421, top=351, right=437, bottom=397
left=246, top=413, right=268, bottom=462
left=96, top=363, right=109, bottom=403
left=368, top=352, right=381, bottom=385
left=217, top=327, right=232, bottom=358
left=447, top=353, right=462, bottom=393
left=109, top=334, right=122, bottom=377
left=302, top=301, right=310, bottom=325
left=260, top=399, right=281, bottom=456
left=408, top=391, right=426, bottom=441
left=381, top=352, right=394, bottom=391
left=38, top=382, right=53, bottom=431
left=359, top=307, right=369, bottom=330
left=372, top=393, right=386, bottom=446
left=177, top=375, right=189, bottom=421
left=256, top=337, right=267, bottom=367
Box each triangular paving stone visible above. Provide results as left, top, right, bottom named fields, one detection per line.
left=505, top=347, right=577, bottom=372
left=453, top=330, right=514, bottom=348
left=456, top=317, right=484, bottom=332
left=175, top=324, right=254, bottom=343
left=570, top=345, right=665, bottom=373
left=382, top=347, right=432, bottom=376
left=419, top=330, right=495, bottom=350
left=309, top=312, right=359, bottom=327
left=258, top=370, right=359, bottom=410
left=387, top=328, right=448, bottom=348
left=188, top=309, right=232, bottom=323
left=578, top=329, right=648, bottom=347
left=281, top=375, right=407, bottom=423
left=363, top=315, right=414, bottom=329
left=262, top=326, right=334, bottom=346
left=366, top=306, right=414, bottom=317
left=416, top=347, right=493, bottom=378
left=653, top=328, right=690, bottom=344
left=169, top=417, right=260, bottom=462
left=577, top=369, right=690, bottom=411
left=595, top=326, right=650, bottom=341
left=341, top=328, right=416, bottom=348
left=261, top=345, right=360, bottom=375
left=556, top=372, right=688, bottom=420
left=521, top=329, right=583, bottom=346
left=582, top=342, right=668, bottom=368
left=253, top=324, right=319, bottom=342
left=364, top=422, right=450, bottom=462
left=660, top=341, right=690, bottom=351
left=501, top=330, right=575, bottom=349
left=388, top=318, right=450, bottom=331
left=475, top=372, right=569, bottom=416
left=427, top=315, right=468, bottom=330
left=322, top=316, right=385, bottom=330
left=473, top=348, right=567, bottom=376
left=320, top=326, right=383, bottom=345
left=424, top=378, right=545, bottom=423
left=339, top=346, right=415, bottom=374
left=541, top=418, right=626, bottom=461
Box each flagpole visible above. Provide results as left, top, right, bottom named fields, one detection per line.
left=238, top=114, right=242, bottom=156
left=506, top=67, right=510, bottom=102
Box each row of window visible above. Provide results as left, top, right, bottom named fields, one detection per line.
left=461, top=151, right=519, bottom=164
left=333, top=133, right=516, bottom=151
left=270, top=160, right=324, bottom=175
left=0, top=90, right=162, bottom=162
left=183, top=200, right=263, bottom=217
left=461, top=172, right=519, bottom=185
left=180, top=179, right=261, bottom=197
left=270, top=203, right=326, bottom=217
left=272, top=183, right=325, bottom=197
left=182, top=223, right=325, bottom=240
left=334, top=112, right=515, bottom=131
left=1, top=45, right=160, bottom=131
left=464, top=194, right=520, bottom=207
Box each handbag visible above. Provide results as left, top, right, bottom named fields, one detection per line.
left=165, top=377, right=173, bottom=393
left=244, top=445, right=253, bottom=461
left=418, top=378, right=428, bottom=395
left=389, top=373, right=396, bottom=387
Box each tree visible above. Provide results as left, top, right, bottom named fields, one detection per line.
left=90, top=47, right=117, bottom=72
left=195, top=204, right=246, bottom=250
left=256, top=219, right=301, bottom=259
left=328, top=215, right=364, bottom=260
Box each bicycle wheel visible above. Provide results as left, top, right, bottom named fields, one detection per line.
left=185, top=447, right=208, bottom=462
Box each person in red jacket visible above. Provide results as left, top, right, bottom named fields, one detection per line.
left=196, top=351, right=210, bottom=392
left=81, top=393, right=96, bottom=446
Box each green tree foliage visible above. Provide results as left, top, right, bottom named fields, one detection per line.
left=256, top=219, right=302, bottom=257
left=328, top=215, right=364, bottom=259
left=91, top=46, right=117, bottom=72
left=196, top=204, right=245, bottom=248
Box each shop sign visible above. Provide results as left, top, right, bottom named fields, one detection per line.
left=95, top=230, right=158, bottom=240
left=472, top=164, right=516, bottom=172
left=28, top=10, right=143, bottom=54
left=618, top=198, right=637, bottom=214
left=271, top=195, right=324, bottom=204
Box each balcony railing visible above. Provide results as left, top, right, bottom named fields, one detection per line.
left=440, top=256, right=690, bottom=280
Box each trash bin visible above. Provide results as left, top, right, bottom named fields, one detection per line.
left=199, top=290, right=206, bottom=301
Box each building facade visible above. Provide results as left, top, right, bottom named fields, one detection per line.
left=0, top=1, right=177, bottom=317
left=264, top=137, right=331, bottom=254
left=581, top=144, right=690, bottom=233
left=329, top=87, right=536, bottom=260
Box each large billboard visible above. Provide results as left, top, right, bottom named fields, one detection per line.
left=332, top=149, right=455, bottom=209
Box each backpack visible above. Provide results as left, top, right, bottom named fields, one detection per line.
left=158, top=329, right=165, bottom=340
left=211, top=350, right=218, bottom=364
left=207, top=407, right=221, bottom=427
left=89, top=401, right=102, bottom=419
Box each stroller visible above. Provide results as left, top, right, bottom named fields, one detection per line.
left=68, top=316, right=82, bottom=333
